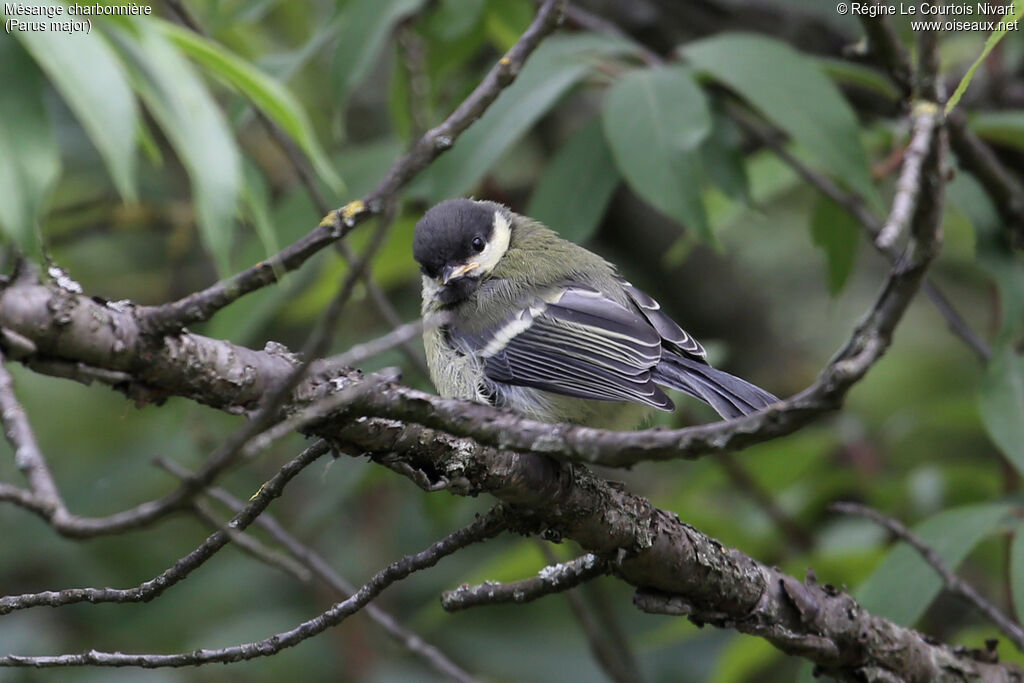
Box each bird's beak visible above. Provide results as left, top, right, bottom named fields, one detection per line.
left=441, top=262, right=479, bottom=285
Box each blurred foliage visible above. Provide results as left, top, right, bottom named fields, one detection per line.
left=0, top=0, right=1023, bottom=681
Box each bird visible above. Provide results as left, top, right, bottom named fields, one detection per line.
left=413, top=198, right=778, bottom=427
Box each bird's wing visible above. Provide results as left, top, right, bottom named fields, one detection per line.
left=615, top=276, right=707, bottom=362
left=450, top=285, right=674, bottom=409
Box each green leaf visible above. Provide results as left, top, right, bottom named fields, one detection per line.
left=979, top=344, right=1024, bottom=477
left=968, top=110, right=1024, bottom=151
left=8, top=0, right=137, bottom=200
left=424, top=0, right=484, bottom=42
left=951, top=173, right=1024, bottom=474
left=241, top=161, right=280, bottom=263
left=856, top=503, right=1011, bottom=626
left=484, top=0, right=534, bottom=50
left=335, top=138, right=406, bottom=199
left=817, top=57, right=900, bottom=101
left=946, top=3, right=1024, bottom=114
left=156, top=19, right=343, bottom=195
left=333, top=0, right=425, bottom=106
left=701, top=105, right=750, bottom=204
left=603, top=66, right=712, bottom=240
left=683, top=33, right=879, bottom=208
left=114, top=24, right=242, bottom=276
left=411, top=33, right=636, bottom=201
left=0, top=41, right=61, bottom=253
left=527, top=118, right=619, bottom=243
left=1011, top=528, right=1024, bottom=624
left=810, top=194, right=861, bottom=295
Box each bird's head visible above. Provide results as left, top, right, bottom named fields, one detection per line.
left=413, top=199, right=513, bottom=304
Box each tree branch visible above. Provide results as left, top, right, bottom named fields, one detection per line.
left=441, top=553, right=609, bottom=611
left=0, top=440, right=330, bottom=615
left=854, top=8, right=1023, bottom=250
left=0, top=507, right=508, bottom=668
left=875, top=104, right=940, bottom=251
left=139, top=0, right=567, bottom=334
left=0, top=350, right=64, bottom=510
left=856, top=3, right=913, bottom=99
left=947, top=112, right=1024, bottom=250
left=729, top=106, right=991, bottom=363
left=832, top=502, right=1024, bottom=653
left=155, top=458, right=479, bottom=683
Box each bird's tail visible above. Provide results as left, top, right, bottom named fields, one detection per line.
left=652, top=355, right=778, bottom=420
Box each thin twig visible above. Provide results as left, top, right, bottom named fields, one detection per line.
left=856, top=3, right=913, bottom=98
left=729, top=107, right=990, bottom=363
left=441, top=553, right=609, bottom=611
left=921, top=280, right=992, bottom=362
left=876, top=105, right=940, bottom=251
left=241, top=368, right=400, bottom=459
left=189, top=500, right=313, bottom=582
left=0, top=508, right=508, bottom=668
left=916, top=23, right=941, bottom=102
left=557, top=1, right=660, bottom=66
left=140, top=0, right=568, bottom=334
left=155, top=459, right=479, bottom=683
left=947, top=112, right=1024, bottom=250
left=831, top=502, right=1024, bottom=653
left=856, top=5, right=1022, bottom=249
left=0, top=440, right=330, bottom=615
left=0, top=351, right=63, bottom=509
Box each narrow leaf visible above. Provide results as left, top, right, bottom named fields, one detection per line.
left=9, top=0, right=137, bottom=200
left=156, top=20, right=343, bottom=195
left=968, top=110, right=1024, bottom=151
left=946, top=4, right=1024, bottom=114
left=114, top=24, right=242, bottom=276
left=484, top=0, right=534, bottom=50
left=527, top=118, right=619, bottom=243
left=425, top=0, right=485, bottom=42
left=603, top=66, right=712, bottom=240
left=817, top=57, right=900, bottom=101
left=810, top=195, right=861, bottom=295
left=856, top=503, right=1010, bottom=626
left=979, top=344, right=1024, bottom=476
left=683, top=33, right=879, bottom=208
left=411, top=33, right=636, bottom=202
left=333, top=0, right=425, bottom=105
left=0, top=41, right=60, bottom=253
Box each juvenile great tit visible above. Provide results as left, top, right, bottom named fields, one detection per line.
left=413, top=198, right=778, bottom=427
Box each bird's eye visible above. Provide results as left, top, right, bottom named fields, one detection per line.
left=471, top=236, right=485, bottom=253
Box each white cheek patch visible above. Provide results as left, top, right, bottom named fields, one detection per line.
left=474, top=211, right=512, bottom=274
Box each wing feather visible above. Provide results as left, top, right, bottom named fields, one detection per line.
left=617, top=276, right=707, bottom=361
left=451, top=284, right=672, bottom=410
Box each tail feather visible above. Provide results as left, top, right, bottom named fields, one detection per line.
left=652, top=355, right=778, bottom=419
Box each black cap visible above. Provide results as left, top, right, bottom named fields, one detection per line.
left=413, top=199, right=502, bottom=278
